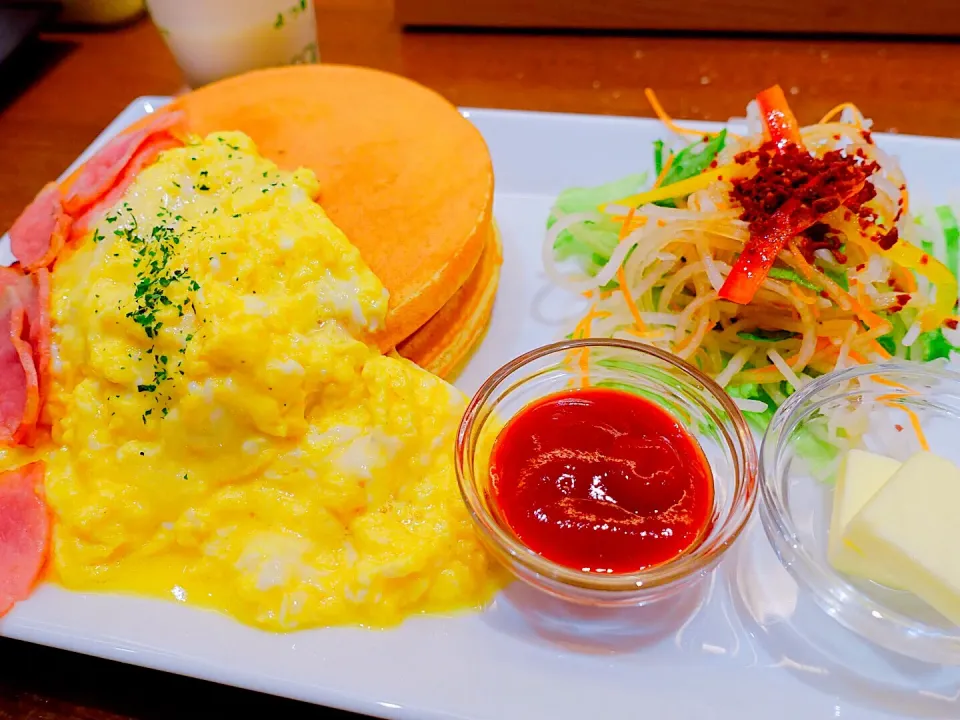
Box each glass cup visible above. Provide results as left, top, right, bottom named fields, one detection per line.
left=760, top=362, right=960, bottom=663
left=146, top=0, right=319, bottom=88
left=455, top=339, right=758, bottom=607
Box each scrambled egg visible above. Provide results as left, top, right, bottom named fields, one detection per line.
left=39, top=132, right=502, bottom=630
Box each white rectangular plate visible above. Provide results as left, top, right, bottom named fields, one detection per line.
left=3, top=98, right=960, bottom=720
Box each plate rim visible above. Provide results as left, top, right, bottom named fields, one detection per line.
left=3, top=95, right=960, bottom=720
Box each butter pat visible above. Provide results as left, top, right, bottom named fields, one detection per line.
left=846, top=451, right=960, bottom=626
left=828, top=449, right=903, bottom=588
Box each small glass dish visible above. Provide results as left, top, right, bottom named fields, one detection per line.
left=760, top=362, right=960, bottom=664
left=455, top=339, right=758, bottom=607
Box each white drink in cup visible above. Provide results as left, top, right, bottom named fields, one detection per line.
left=146, top=0, right=319, bottom=88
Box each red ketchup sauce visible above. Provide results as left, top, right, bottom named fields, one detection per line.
left=489, top=387, right=714, bottom=574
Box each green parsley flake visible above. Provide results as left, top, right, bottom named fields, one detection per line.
left=117, top=206, right=202, bottom=419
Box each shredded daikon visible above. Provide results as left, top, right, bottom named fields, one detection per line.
left=734, top=397, right=768, bottom=414
left=768, top=349, right=804, bottom=391
left=902, top=320, right=923, bottom=348
left=714, top=346, right=754, bottom=388
left=546, top=89, right=959, bottom=432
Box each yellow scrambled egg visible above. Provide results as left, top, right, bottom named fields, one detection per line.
left=37, top=131, right=501, bottom=630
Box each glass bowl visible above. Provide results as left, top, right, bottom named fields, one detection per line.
left=455, top=339, right=758, bottom=607
left=760, top=362, right=960, bottom=664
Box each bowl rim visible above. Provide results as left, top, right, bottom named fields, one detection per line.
left=759, top=361, right=960, bottom=652
left=455, top=337, right=759, bottom=594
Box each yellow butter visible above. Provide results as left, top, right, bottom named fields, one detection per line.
left=846, top=451, right=960, bottom=626
left=828, top=449, right=904, bottom=588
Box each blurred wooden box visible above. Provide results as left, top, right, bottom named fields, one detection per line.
left=395, top=0, right=960, bottom=36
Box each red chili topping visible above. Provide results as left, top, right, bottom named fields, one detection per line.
left=876, top=227, right=899, bottom=250
left=846, top=182, right=878, bottom=214
left=719, top=142, right=878, bottom=303
left=889, top=292, right=911, bottom=313
left=731, top=143, right=878, bottom=231
left=489, top=388, right=714, bottom=574
left=946, top=319, right=959, bottom=330
left=795, top=222, right=847, bottom=264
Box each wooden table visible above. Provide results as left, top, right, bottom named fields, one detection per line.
left=2, top=2, right=960, bottom=717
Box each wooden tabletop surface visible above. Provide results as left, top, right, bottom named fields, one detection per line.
left=2, top=1, right=960, bottom=717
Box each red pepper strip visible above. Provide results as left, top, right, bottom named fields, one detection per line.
left=719, top=182, right=864, bottom=305
left=720, top=198, right=807, bottom=304
left=756, top=84, right=802, bottom=151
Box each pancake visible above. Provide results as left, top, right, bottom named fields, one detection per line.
left=158, top=64, right=494, bottom=351
left=397, top=222, right=502, bottom=379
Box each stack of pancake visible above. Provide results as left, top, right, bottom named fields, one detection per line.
left=162, top=64, right=500, bottom=378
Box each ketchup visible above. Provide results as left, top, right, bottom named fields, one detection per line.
left=489, top=387, right=713, bottom=574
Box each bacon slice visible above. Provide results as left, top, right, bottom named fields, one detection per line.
left=0, top=306, right=40, bottom=446
left=1, top=267, right=47, bottom=370
left=30, top=269, right=52, bottom=423
left=70, top=133, right=183, bottom=241
left=7, top=110, right=185, bottom=267
left=0, top=463, right=50, bottom=617
left=0, top=267, right=44, bottom=445
left=0, top=266, right=27, bottom=300
left=62, top=109, right=185, bottom=218
left=8, top=183, right=72, bottom=272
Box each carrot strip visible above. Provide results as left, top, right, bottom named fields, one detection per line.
left=614, top=209, right=646, bottom=333
left=790, top=284, right=816, bottom=305
left=617, top=269, right=645, bottom=328
left=644, top=88, right=719, bottom=138
left=653, top=153, right=675, bottom=189
left=878, top=398, right=929, bottom=451
left=570, top=304, right=611, bottom=384
left=870, top=375, right=913, bottom=391
left=866, top=340, right=893, bottom=360
left=790, top=243, right=889, bottom=331
left=817, top=102, right=864, bottom=128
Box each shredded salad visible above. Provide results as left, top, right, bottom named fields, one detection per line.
left=546, top=86, right=960, bottom=429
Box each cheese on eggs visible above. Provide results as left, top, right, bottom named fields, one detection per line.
left=42, top=132, right=503, bottom=630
